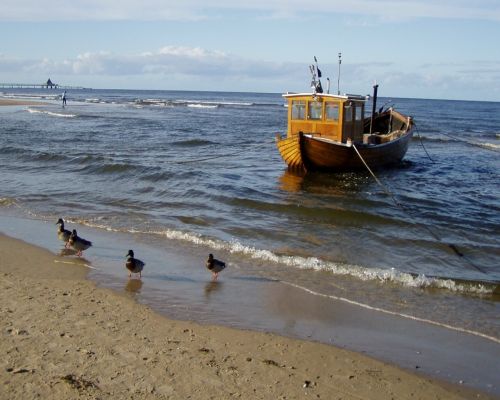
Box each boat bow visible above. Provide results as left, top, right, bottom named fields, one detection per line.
left=275, top=133, right=305, bottom=171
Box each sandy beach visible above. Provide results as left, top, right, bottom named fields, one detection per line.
left=1, top=233, right=494, bottom=400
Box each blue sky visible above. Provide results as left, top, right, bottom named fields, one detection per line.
left=0, top=0, right=499, bottom=100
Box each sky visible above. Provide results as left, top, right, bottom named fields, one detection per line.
left=0, top=0, right=499, bottom=101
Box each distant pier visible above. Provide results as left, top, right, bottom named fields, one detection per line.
left=0, top=83, right=87, bottom=89
left=0, top=78, right=87, bottom=90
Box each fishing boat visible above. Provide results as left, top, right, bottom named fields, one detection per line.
left=276, top=58, right=414, bottom=172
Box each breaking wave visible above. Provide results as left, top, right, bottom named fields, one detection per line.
left=27, top=108, right=77, bottom=118
left=0, top=197, right=18, bottom=207
left=66, top=218, right=499, bottom=297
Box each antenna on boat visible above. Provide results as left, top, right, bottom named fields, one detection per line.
left=326, top=77, right=331, bottom=94
left=337, top=52, right=342, bottom=95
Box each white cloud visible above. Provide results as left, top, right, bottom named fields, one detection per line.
left=1, top=46, right=497, bottom=100
left=1, top=0, right=499, bottom=21
left=0, top=47, right=299, bottom=80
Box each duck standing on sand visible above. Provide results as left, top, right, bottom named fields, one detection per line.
left=68, top=229, right=92, bottom=257
left=126, top=250, right=145, bottom=278
left=56, top=218, right=71, bottom=247
left=206, top=254, right=226, bottom=281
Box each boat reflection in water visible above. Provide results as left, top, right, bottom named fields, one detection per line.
left=278, top=168, right=371, bottom=196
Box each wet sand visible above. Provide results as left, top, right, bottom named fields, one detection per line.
left=2, top=232, right=495, bottom=399
left=0, top=98, right=49, bottom=106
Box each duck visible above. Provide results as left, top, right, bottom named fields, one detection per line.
left=125, top=250, right=145, bottom=278
left=206, top=253, right=226, bottom=281
left=55, top=218, right=71, bottom=247
left=68, top=229, right=92, bottom=257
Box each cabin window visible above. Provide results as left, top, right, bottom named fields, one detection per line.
left=355, top=104, right=364, bottom=121
left=325, top=102, right=339, bottom=121
left=344, top=104, right=353, bottom=121
left=291, top=100, right=306, bottom=120
left=308, top=101, right=322, bottom=120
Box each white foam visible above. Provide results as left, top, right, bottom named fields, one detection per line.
left=181, top=100, right=253, bottom=106
left=187, top=104, right=218, bottom=109
left=26, top=108, right=76, bottom=118
left=67, top=220, right=497, bottom=297
left=1, top=93, right=59, bottom=101
left=480, top=142, right=500, bottom=150
left=142, top=98, right=164, bottom=103
left=0, top=197, right=19, bottom=207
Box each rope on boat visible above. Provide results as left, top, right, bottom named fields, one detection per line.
left=352, top=143, right=486, bottom=274
left=351, top=144, right=399, bottom=204
left=414, top=124, right=434, bottom=162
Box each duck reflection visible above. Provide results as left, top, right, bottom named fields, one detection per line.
left=58, top=247, right=78, bottom=257
left=125, top=279, right=143, bottom=294
left=204, top=281, right=223, bottom=298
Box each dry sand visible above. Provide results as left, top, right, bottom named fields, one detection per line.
left=0, top=233, right=494, bottom=400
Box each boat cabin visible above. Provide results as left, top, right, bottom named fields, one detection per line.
left=284, top=93, right=366, bottom=144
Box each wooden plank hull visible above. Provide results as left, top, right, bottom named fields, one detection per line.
left=299, top=129, right=413, bottom=171
left=275, top=133, right=305, bottom=170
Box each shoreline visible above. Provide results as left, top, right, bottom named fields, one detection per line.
left=1, top=213, right=500, bottom=397
left=0, top=98, right=50, bottom=106
left=1, top=232, right=495, bottom=399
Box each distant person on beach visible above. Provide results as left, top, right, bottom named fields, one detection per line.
left=62, top=91, right=67, bottom=107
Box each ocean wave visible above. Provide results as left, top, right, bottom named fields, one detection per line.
left=0, top=145, right=24, bottom=155
left=413, top=132, right=500, bottom=150
left=411, top=135, right=453, bottom=143
left=26, top=108, right=77, bottom=118
left=30, top=151, right=70, bottom=162
left=71, top=219, right=499, bottom=296
left=78, top=162, right=138, bottom=175
left=172, top=139, right=216, bottom=147
left=187, top=104, right=218, bottom=109
left=479, top=142, right=500, bottom=150
left=134, top=98, right=253, bottom=108
left=0, top=197, right=18, bottom=207
left=0, top=146, right=71, bottom=163
left=1, top=93, right=60, bottom=101
left=182, top=100, right=253, bottom=107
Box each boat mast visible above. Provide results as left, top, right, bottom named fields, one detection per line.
left=337, top=52, right=342, bottom=95
left=370, top=83, right=379, bottom=134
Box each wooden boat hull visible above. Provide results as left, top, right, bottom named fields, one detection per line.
left=299, top=129, right=413, bottom=171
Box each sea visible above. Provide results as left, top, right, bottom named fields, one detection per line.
left=1, top=88, right=499, bottom=390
